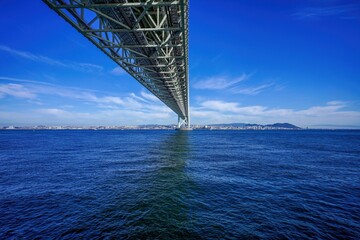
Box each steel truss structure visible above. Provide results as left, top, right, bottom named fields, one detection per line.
left=43, top=0, right=190, bottom=127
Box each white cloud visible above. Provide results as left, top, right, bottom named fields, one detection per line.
left=193, top=74, right=276, bottom=95
left=0, top=77, right=129, bottom=107
left=110, top=66, right=125, bottom=76
left=200, top=100, right=266, bottom=115
left=1, top=77, right=359, bottom=128
left=0, top=83, right=36, bottom=99
left=231, top=83, right=274, bottom=95
left=192, top=100, right=360, bottom=128
left=129, top=92, right=147, bottom=102
left=297, top=104, right=345, bottom=116
left=77, top=63, right=103, bottom=72
left=101, top=96, right=125, bottom=105
left=100, top=109, right=172, bottom=120
left=193, top=74, right=249, bottom=90
left=0, top=77, right=175, bottom=125
left=0, top=45, right=103, bottom=72
left=140, top=90, right=160, bottom=102
left=0, top=106, right=174, bottom=126
left=327, top=100, right=346, bottom=106
left=200, top=100, right=239, bottom=112
left=37, top=108, right=68, bottom=116
left=292, top=4, right=360, bottom=20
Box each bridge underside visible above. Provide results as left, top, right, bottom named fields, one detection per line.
left=43, top=0, right=190, bottom=127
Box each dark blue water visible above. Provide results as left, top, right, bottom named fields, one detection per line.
left=0, top=130, right=359, bottom=239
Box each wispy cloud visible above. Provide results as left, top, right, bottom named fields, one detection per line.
left=293, top=4, right=360, bottom=19
left=0, top=77, right=170, bottom=112
left=140, top=90, right=160, bottom=102
left=0, top=83, right=37, bottom=99
left=327, top=100, right=347, bottom=106
left=0, top=45, right=103, bottom=72
left=231, top=83, right=274, bottom=95
left=0, top=107, right=173, bottom=126
left=0, top=75, right=174, bottom=126
left=110, top=66, right=125, bottom=76
left=37, top=108, right=69, bottom=116
left=193, top=73, right=276, bottom=95
left=199, top=100, right=266, bottom=115
left=193, top=74, right=250, bottom=90
left=2, top=77, right=358, bottom=128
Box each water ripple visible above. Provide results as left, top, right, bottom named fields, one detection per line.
left=0, top=130, right=359, bottom=239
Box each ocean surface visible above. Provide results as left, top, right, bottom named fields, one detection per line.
left=0, top=130, right=359, bottom=239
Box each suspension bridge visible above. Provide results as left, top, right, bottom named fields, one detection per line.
left=43, top=0, right=191, bottom=129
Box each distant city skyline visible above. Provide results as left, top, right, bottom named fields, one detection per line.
left=1, top=1, right=360, bottom=128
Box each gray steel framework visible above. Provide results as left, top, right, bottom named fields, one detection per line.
left=43, top=0, right=190, bottom=127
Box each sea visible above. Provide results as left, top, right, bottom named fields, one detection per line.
left=0, top=130, right=359, bottom=239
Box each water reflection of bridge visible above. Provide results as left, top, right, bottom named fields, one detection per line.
left=130, top=132, right=196, bottom=238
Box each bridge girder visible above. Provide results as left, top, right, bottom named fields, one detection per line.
left=43, top=0, right=190, bottom=126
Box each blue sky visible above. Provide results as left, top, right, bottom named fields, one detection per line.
left=1, top=0, right=360, bottom=128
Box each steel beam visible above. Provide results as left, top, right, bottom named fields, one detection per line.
left=43, top=0, right=190, bottom=125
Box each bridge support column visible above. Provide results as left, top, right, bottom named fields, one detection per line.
left=176, top=115, right=192, bottom=131
left=177, top=115, right=182, bottom=128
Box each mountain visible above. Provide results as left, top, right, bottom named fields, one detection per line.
left=265, top=123, right=300, bottom=129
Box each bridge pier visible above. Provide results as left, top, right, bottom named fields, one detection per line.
left=176, top=115, right=192, bottom=131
